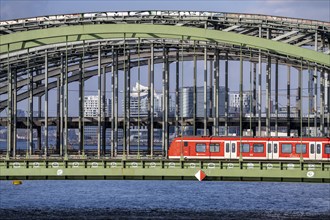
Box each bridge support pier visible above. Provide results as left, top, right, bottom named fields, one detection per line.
left=193, top=45, right=197, bottom=136
left=59, top=54, right=64, bottom=156
left=44, top=51, right=48, bottom=157
left=314, top=67, right=318, bottom=136
left=111, top=46, right=114, bottom=157
left=28, top=65, right=34, bottom=157
left=148, top=44, right=154, bottom=157
left=266, top=55, right=271, bottom=137
left=114, top=49, right=118, bottom=157
left=127, top=50, right=131, bottom=156
left=56, top=76, right=60, bottom=154
left=64, top=44, right=69, bottom=160
left=6, top=49, right=12, bottom=159
left=13, top=69, right=17, bottom=158
left=37, top=93, right=42, bottom=152
left=97, top=43, right=101, bottom=159
left=102, top=66, right=106, bottom=157
left=327, top=70, right=330, bottom=136
left=225, top=53, right=229, bottom=136
left=162, top=46, right=169, bottom=157
left=252, top=62, right=257, bottom=137
left=287, top=65, right=291, bottom=136
left=209, top=53, right=213, bottom=134
left=214, top=49, right=219, bottom=136
left=275, top=59, right=278, bottom=136
left=258, top=26, right=262, bottom=137
left=239, top=47, right=243, bottom=136
left=320, top=69, right=325, bottom=136
left=78, top=53, right=84, bottom=157
left=298, top=61, right=302, bottom=137
left=204, top=46, right=207, bottom=136
left=175, top=50, right=180, bottom=137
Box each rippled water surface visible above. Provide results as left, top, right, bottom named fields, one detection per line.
left=0, top=181, right=329, bottom=219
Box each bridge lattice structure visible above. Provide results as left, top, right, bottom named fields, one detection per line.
left=0, top=11, right=329, bottom=160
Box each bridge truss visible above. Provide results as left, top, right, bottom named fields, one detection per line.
left=0, top=11, right=329, bottom=161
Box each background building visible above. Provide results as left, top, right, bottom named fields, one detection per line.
left=126, top=82, right=162, bottom=117
left=229, top=92, right=251, bottom=114
left=84, top=96, right=111, bottom=142
left=84, top=96, right=111, bottom=117
left=179, top=86, right=225, bottom=117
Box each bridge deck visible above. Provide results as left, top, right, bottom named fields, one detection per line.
left=1, top=159, right=329, bottom=183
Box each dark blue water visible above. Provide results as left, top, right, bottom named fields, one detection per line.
left=0, top=181, right=329, bottom=219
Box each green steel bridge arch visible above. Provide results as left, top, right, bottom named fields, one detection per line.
left=1, top=24, right=329, bottom=66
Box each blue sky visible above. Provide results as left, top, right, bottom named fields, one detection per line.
left=1, top=0, right=329, bottom=21
left=0, top=0, right=329, bottom=116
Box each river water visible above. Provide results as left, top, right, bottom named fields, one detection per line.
left=0, top=180, right=329, bottom=219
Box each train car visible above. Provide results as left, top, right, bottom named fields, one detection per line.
left=168, top=136, right=330, bottom=160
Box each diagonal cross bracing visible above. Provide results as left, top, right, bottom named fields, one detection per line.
left=1, top=24, right=328, bottom=66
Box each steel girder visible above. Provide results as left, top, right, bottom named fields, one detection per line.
left=0, top=24, right=329, bottom=67
left=0, top=10, right=329, bottom=51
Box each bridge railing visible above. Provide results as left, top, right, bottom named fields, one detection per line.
left=1, top=10, right=329, bottom=28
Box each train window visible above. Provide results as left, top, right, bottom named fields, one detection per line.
left=274, top=144, right=278, bottom=153
left=296, top=144, right=306, bottom=154
left=226, top=143, right=230, bottom=153
left=232, top=143, right=236, bottom=153
left=184, top=142, right=188, bottom=147
left=254, top=144, right=264, bottom=153
left=325, top=145, right=330, bottom=154
left=281, top=144, right=292, bottom=153
left=240, top=144, right=250, bottom=153
left=317, top=144, right=321, bottom=154
left=196, top=143, right=206, bottom=153
left=210, top=144, right=220, bottom=152
left=267, top=143, right=271, bottom=153
left=310, top=144, right=315, bottom=154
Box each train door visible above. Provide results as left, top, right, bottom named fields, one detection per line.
left=273, top=142, right=279, bottom=159
left=309, top=142, right=316, bottom=160
left=266, top=142, right=272, bottom=160
left=183, top=141, right=190, bottom=157
left=224, top=141, right=236, bottom=159
left=316, top=142, right=322, bottom=160
left=267, top=142, right=279, bottom=160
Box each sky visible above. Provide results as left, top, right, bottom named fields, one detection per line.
left=0, top=0, right=329, bottom=21
left=0, top=0, right=329, bottom=117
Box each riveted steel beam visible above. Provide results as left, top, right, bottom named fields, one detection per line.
left=1, top=24, right=328, bottom=66
left=44, top=51, right=48, bottom=157
left=1, top=159, right=329, bottom=183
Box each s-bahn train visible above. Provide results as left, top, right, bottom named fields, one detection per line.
left=168, top=136, right=330, bottom=160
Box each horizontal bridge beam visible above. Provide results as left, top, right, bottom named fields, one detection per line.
left=1, top=24, right=329, bottom=66
left=1, top=159, right=329, bottom=182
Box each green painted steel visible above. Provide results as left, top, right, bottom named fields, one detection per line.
left=1, top=24, right=329, bottom=66
left=1, top=159, right=329, bottom=182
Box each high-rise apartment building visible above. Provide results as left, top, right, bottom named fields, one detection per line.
left=84, top=96, right=111, bottom=117
left=126, top=82, right=161, bottom=117
left=228, top=92, right=251, bottom=114
left=179, top=86, right=226, bottom=117
left=84, top=96, right=111, bottom=141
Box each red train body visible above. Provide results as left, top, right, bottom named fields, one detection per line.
left=168, top=136, right=330, bottom=160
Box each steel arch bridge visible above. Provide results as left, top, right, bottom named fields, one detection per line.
left=0, top=11, right=330, bottom=181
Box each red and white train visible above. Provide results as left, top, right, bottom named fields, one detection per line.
left=168, top=136, right=330, bottom=160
